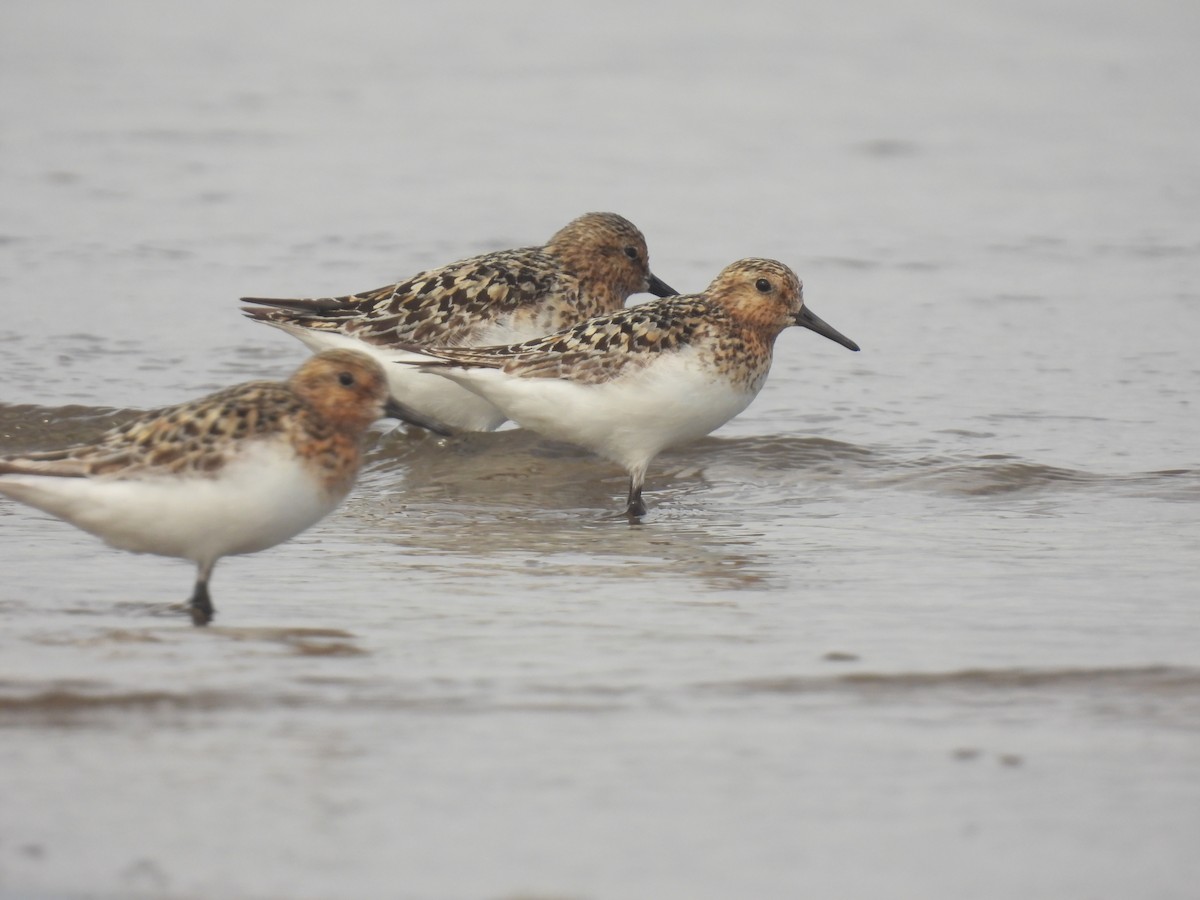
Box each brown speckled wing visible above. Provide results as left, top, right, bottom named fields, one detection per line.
left=1, top=383, right=305, bottom=478
left=247, top=247, right=576, bottom=347
left=419, top=297, right=719, bottom=382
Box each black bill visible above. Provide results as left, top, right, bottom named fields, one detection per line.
left=383, top=397, right=456, bottom=436
left=797, top=306, right=860, bottom=352
left=646, top=273, right=678, bottom=298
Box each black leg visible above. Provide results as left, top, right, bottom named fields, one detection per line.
left=625, top=478, right=647, bottom=521
left=189, top=575, right=214, bottom=627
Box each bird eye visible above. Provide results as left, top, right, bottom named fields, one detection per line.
left=623, top=246, right=639, bottom=261
left=755, top=278, right=771, bottom=293
left=338, top=371, right=355, bottom=387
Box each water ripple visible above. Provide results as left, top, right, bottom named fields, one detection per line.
left=5, top=405, right=1197, bottom=508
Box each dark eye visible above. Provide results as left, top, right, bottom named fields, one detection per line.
left=338, top=371, right=355, bottom=387
left=623, top=246, right=639, bottom=261
left=755, top=278, right=771, bottom=293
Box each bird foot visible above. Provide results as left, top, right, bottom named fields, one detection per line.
left=189, top=584, right=214, bottom=627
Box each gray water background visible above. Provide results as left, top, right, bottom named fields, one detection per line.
left=1, top=1, right=1198, bottom=897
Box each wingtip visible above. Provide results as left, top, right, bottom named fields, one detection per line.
left=240, top=296, right=296, bottom=309
left=0, top=458, right=88, bottom=478
left=239, top=296, right=345, bottom=313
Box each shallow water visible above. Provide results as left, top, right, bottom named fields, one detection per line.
left=2, top=1, right=1199, bottom=898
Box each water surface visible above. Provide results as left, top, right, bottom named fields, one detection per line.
left=1, top=1, right=1198, bottom=898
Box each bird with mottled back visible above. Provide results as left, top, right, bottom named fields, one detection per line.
left=242, top=212, right=677, bottom=433
left=401, top=259, right=860, bottom=518
left=0, top=350, right=404, bottom=626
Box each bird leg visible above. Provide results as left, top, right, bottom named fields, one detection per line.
left=189, top=562, right=216, bottom=627
left=625, top=477, right=647, bottom=521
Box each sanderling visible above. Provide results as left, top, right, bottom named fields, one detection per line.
left=241, top=212, right=676, bottom=434
left=400, top=258, right=859, bottom=518
left=0, top=350, right=403, bottom=626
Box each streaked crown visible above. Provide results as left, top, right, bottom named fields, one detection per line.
left=288, top=349, right=391, bottom=430
left=704, top=258, right=804, bottom=329
left=545, top=212, right=657, bottom=302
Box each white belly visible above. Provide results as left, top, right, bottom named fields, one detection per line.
left=0, top=442, right=341, bottom=566
left=440, top=350, right=759, bottom=473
